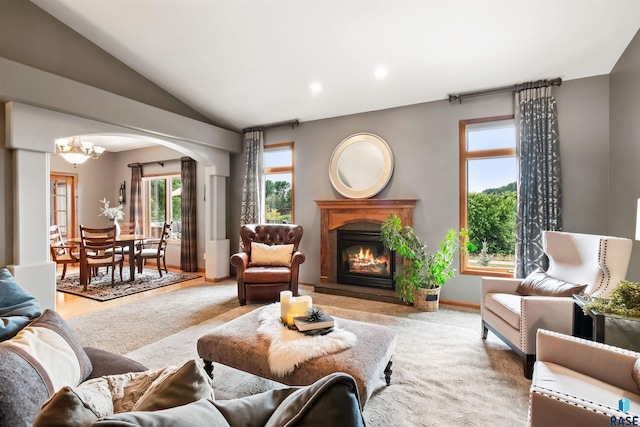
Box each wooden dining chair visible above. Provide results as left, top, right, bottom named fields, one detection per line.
left=135, top=221, right=172, bottom=277
left=49, top=224, right=79, bottom=280
left=108, top=221, right=137, bottom=258
left=79, top=225, right=124, bottom=287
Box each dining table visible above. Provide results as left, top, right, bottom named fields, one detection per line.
left=68, top=233, right=147, bottom=289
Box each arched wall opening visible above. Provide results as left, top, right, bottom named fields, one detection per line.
left=5, top=101, right=239, bottom=309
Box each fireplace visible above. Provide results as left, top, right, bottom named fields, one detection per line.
left=314, top=199, right=417, bottom=303
left=337, top=229, right=395, bottom=290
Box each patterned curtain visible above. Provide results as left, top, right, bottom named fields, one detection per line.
left=240, top=128, right=264, bottom=226
left=514, top=83, right=562, bottom=278
left=129, top=163, right=142, bottom=234
left=180, top=157, right=198, bottom=272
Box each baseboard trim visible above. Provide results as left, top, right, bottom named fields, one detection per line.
left=440, top=299, right=480, bottom=310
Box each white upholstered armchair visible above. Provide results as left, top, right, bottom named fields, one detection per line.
left=481, top=231, right=632, bottom=378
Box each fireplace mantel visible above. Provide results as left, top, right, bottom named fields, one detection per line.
left=315, top=198, right=417, bottom=283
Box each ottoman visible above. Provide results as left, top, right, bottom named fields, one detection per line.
left=197, top=306, right=397, bottom=406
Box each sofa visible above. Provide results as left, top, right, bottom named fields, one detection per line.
left=529, top=329, right=640, bottom=426
left=0, top=268, right=366, bottom=427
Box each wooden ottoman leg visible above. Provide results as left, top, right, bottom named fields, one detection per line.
left=203, top=360, right=214, bottom=379
left=384, top=360, right=393, bottom=385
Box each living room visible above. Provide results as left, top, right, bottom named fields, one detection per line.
left=1, top=0, right=640, bottom=426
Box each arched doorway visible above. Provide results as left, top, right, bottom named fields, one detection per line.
left=5, top=102, right=239, bottom=309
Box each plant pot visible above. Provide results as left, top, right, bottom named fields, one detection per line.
left=413, top=287, right=441, bottom=312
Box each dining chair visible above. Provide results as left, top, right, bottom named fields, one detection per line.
left=108, top=221, right=137, bottom=258
left=135, top=221, right=172, bottom=277
left=79, top=225, right=124, bottom=287
left=49, top=224, right=79, bottom=280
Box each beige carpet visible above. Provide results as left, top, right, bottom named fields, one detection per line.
left=67, top=281, right=531, bottom=427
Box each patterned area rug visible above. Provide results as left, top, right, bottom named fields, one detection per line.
left=56, top=269, right=201, bottom=301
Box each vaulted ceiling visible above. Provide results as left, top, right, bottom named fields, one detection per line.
left=34, top=0, right=640, bottom=133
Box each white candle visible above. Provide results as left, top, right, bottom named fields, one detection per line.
left=289, top=295, right=312, bottom=317
left=280, top=291, right=292, bottom=323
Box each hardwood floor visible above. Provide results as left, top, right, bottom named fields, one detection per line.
left=55, top=265, right=210, bottom=320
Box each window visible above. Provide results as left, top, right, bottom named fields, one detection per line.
left=143, top=175, right=182, bottom=240
left=459, top=116, right=516, bottom=276
left=264, top=142, right=294, bottom=224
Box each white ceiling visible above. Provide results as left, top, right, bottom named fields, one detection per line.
left=33, top=0, right=640, bottom=136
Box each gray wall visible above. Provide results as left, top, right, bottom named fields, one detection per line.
left=610, top=29, right=640, bottom=280
left=229, top=74, right=615, bottom=305
left=0, top=0, right=212, bottom=125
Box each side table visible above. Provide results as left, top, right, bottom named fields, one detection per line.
left=572, top=294, right=604, bottom=342
left=573, top=294, right=640, bottom=351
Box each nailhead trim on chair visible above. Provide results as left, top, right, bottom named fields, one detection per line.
left=542, top=329, right=640, bottom=356
left=591, top=239, right=609, bottom=297
left=531, top=384, right=619, bottom=416
left=519, top=296, right=571, bottom=353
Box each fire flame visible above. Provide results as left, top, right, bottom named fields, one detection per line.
left=358, top=247, right=374, bottom=263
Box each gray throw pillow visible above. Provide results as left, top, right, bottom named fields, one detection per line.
left=0, top=309, right=92, bottom=426
left=91, top=399, right=230, bottom=427
left=517, top=268, right=587, bottom=297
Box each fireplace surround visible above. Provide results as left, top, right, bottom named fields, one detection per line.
left=315, top=199, right=417, bottom=302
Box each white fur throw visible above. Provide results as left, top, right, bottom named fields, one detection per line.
left=257, top=304, right=357, bottom=377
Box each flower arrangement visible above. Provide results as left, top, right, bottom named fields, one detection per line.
left=98, top=198, right=124, bottom=221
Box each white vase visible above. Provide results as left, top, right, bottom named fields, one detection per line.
left=113, top=218, right=121, bottom=237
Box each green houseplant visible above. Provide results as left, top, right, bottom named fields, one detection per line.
left=583, top=280, right=640, bottom=317
left=380, top=214, right=469, bottom=308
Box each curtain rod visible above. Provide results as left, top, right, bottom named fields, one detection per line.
left=448, top=78, right=562, bottom=104
left=242, top=119, right=299, bottom=133
left=127, top=158, right=181, bottom=168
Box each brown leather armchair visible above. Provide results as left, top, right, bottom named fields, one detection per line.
left=231, top=224, right=305, bottom=305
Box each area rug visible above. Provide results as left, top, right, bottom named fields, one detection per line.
left=56, top=269, right=201, bottom=301
left=67, top=283, right=532, bottom=426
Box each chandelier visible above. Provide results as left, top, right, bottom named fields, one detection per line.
left=54, top=137, right=105, bottom=166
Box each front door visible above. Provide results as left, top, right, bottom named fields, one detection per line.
left=50, top=173, right=78, bottom=239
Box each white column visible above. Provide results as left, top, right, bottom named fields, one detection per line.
left=204, top=164, right=230, bottom=281
left=7, top=145, right=56, bottom=310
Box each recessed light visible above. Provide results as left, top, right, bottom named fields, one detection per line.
left=310, top=82, right=322, bottom=93
left=374, top=67, right=387, bottom=79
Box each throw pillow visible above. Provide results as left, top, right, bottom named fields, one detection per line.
left=633, top=358, right=640, bottom=392
left=132, top=359, right=214, bottom=412
left=0, top=309, right=92, bottom=396
left=92, top=399, right=230, bottom=427
left=250, top=242, right=294, bottom=267
left=33, top=381, right=113, bottom=427
left=516, top=268, right=587, bottom=297
left=34, top=359, right=215, bottom=426
left=0, top=267, right=42, bottom=341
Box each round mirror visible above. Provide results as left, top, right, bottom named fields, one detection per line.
left=329, top=133, right=394, bottom=198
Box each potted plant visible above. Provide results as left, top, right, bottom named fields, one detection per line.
left=380, top=214, right=469, bottom=311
